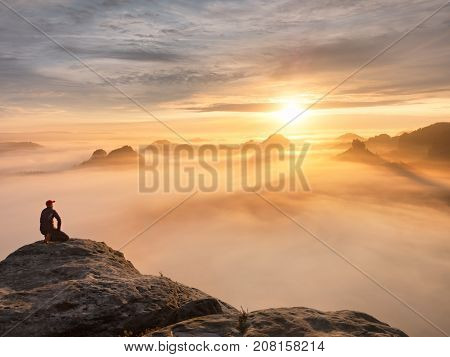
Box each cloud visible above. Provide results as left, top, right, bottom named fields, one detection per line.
left=110, top=68, right=248, bottom=86
left=315, top=99, right=414, bottom=109
left=0, top=0, right=449, bottom=122
left=185, top=99, right=413, bottom=112
left=66, top=46, right=182, bottom=62
left=186, top=103, right=281, bottom=112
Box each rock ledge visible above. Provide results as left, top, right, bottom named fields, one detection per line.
left=0, top=239, right=407, bottom=337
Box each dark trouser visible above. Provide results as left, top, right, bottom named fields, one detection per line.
left=40, top=226, right=53, bottom=237
left=40, top=227, right=69, bottom=242
left=53, top=230, right=69, bottom=242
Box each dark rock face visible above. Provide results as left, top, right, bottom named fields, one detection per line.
left=0, top=239, right=235, bottom=336
left=148, top=308, right=408, bottom=337
left=0, top=239, right=407, bottom=337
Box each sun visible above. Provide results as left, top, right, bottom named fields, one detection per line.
left=276, top=100, right=304, bottom=122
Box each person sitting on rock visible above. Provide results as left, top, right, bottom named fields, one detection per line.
left=40, top=200, right=62, bottom=244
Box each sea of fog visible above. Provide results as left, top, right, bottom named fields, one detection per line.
left=0, top=145, right=449, bottom=337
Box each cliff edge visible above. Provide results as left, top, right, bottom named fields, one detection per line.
left=0, top=239, right=407, bottom=337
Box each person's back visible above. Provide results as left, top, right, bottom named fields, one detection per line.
left=40, top=207, right=58, bottom=231
left=40, top=200, right=62, bottom=243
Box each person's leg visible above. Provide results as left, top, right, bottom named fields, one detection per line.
left=44, top=232, right=51, bottom=244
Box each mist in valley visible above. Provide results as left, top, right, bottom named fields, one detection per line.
left=0, top=141, right=449, bottom=337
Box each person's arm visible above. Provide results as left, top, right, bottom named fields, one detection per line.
left=54, top=210, right=62, bottom=230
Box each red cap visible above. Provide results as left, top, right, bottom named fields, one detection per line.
left=46, top=200, right=55, bottom=207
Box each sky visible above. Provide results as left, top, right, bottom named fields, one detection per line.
left=0, top=0, right=449, bottom=138
left=0, top=1, right=449, bottom=336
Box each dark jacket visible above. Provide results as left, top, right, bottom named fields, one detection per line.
left=40, top=207, right=62, bottom=234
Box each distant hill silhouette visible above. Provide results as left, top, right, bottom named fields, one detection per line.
left=77, top=135, right=295, bottom=169
left=366, top=133, right=397, bottom=146
left=428, top=141, right=450, bottom=161
left=336, top=140, right=384, bottom=164
left=336, top=133, right=365, bottom=142
left=238, top=134, right=292, bottom=149
left=0, top=142, right=43, bottom=153
left=398, top=122, right=450, bottom=161
left=354, top=122, right=450, bottom=161
left=150, top=139, right=173, bottom=146
left=242, top=139, right=258, bottom=148
left=80, top=146, right=138, bottom=167
left=107, top=146, right=137, bottom=159
left=90, top=149, right=107, bottom=160
left=336, top=138, right=450, bottom=200
left=261, top=134, right=291, bottom=147
left=398, top=122, right=449, bottom=146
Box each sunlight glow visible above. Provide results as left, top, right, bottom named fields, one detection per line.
left=276, top=100, right=306, bottom=122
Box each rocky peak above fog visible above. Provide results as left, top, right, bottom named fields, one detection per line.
left=336, top=139, right=384, bottom=164
left=0, top=239, right=407, bottom=337
left=79, top=146, right=138, bottom=167
left=262, top=134, right=292, bottom=147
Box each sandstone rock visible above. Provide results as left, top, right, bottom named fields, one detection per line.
left=147, top=307, right=407, bottom=337
left=336, top=139, right=385, bottom=164
left=90, top=149, right=107, bottom=159
left=79, top=146, right=138, bottom=168
left=0, top=239, right=407, bottom=337
left=0, top=239, right=235, bottom=336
